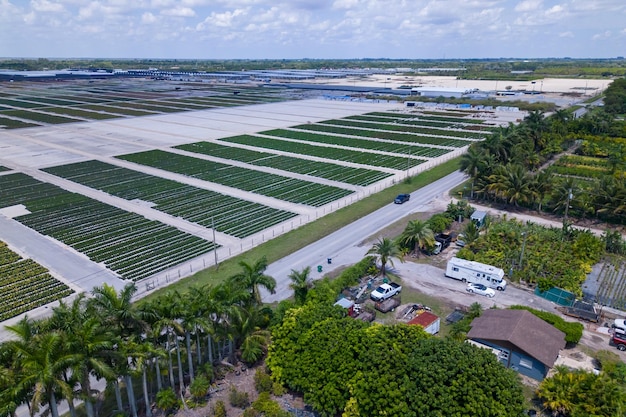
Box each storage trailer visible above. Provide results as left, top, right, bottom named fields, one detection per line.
left=445, top=257, right=507, bottom=291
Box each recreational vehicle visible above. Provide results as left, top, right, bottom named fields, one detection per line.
left=445, top=257, right=507, bottom=291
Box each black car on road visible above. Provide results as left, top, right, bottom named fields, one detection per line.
left=394, top=194, right=410, bottom=204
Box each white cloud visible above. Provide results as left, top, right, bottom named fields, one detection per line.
left=197, top=8, right=248, bottom=29
left=592, top=30, right=611, bottom=40
left=31, top=0, right=64, bottom=13
left=559, top=31, right=574, bottom=37
left=515, top=0, right=542, bottom=12
left=161, top=6, right=195, bottom=17
left=141, top=11, right=157, bottom=23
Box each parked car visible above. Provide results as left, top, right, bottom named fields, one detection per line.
left=612, top=330, right=626, bottom=351
left=466, top=283, right=495, bottom=298
left=455, top=233, right=466, bottom=247
left=394, top=194, right=410, bottom=204
left=370, top=282, right=402, bottom=302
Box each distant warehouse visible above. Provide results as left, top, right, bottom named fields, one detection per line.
left=411, top=87, right=478, bottom=98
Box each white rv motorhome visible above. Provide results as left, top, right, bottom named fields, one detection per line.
left=445, top=257, right=507, bottom=291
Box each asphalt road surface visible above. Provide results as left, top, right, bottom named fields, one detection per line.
left=263, top=170, right=467, bottom=303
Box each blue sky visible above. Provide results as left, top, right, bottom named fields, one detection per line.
left=1, top=0, right=624, bottom=59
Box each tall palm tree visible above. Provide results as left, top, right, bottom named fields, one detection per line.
left=88, top=283, right=154, bottom=415
left=47, top=296, right=117, bottom=417
left=89, top=283, right=151, bottom=339
left=288, top=266, right=312, bottom=305
left=398, top=219, right=435, bottom=257
left=529, top=170, right=553, bottom=212
left=6, top=322, right=75, bottom=417
left=367, top=237, right=403, bottom=277
left=459, top=145, right=486, bottom=199
left=487, top=164, right=533, bottom=206
left=228, top=257, right=276, bottom=306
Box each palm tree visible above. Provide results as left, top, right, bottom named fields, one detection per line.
left=48, top=296, right=117, bottom=417
left=398, top=219, right=434, bottom=257
left=6, top=321, right=75, bottom=417
left=529, top=170, right=553, bottom=212
left=459, top=145, right=485, bottom=199
left=228, top=257, right=276, bottom=306
left=288, top=266, right=313, bottom=305
left=367, top=237, right=403, bottom=277
left=89, top=283, right=151, bottom=339
left=487, top=164, right=533, bottom=206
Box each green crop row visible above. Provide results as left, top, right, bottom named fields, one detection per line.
left=346, top=114, right=459, bottom=129
left=219, top=134, right=427, bottom=170
left=42, top=107, right=120, bottom=120
left=263, top=128, right=456, bottom=157
left=78, top=104, right=158, bottom=116
left=0, top=173, right=217, bottom=281
left=311, top=119, right=487, bottom=139
left=282, top=123, right=474, bottom=147
left=0, top=116, right=40, bottom=129
left=176, top=141, right=392, bottom=186
left=117, top=149, right=355, bottom=207
left=44, top=160, right=298, bottom=238
left=0, top=109, right=81, bottom=124
left=0, top=243, right=74, bottom=322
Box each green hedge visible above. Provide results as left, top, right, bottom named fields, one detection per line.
left=509, top=305, right=583, bottom=344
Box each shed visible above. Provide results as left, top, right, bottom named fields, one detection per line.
left=407, top=311, right=440, bottom=335
left=470, top=210, right=488, bottom=228
left=467, top=309, right=566, bottom=381
left=334, top=298, right=355, bottom=316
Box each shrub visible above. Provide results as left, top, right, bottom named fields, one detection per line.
left=229, top=385, right=250, bottom=409
left=190, top=375, right=210, bottom=400
left=155, top=388, right=179, bottom=415
left=509, top=305, right=583, bottom=344
left=254, top=368, right=273, bottom=393
left=252, top=392, right=292, bottom=417
left=272, top=381, right=287, bottom=396
left=213, top=400, right=226, bottom=417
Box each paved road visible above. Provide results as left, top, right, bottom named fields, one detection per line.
left=263, top=170, right=467, bottom=302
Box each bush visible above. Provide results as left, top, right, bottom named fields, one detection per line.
left=213, top=400, right=226, bottom=417
left=272, top=381, right=287, bottom=396
left=509, top=305, right=583, bottom=344
left=252, top=392, right=292, bottom=417
left=228, top=385, right=250, bottom=409
left=190, top=375, right=210, bottom=400
left=254, top=368, right=273, bottom=393
left=155, top=388, right=179, bottom=415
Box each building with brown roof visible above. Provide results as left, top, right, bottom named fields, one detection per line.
left=467, top=309, right=566, bottom=381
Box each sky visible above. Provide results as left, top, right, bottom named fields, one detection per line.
left=0, top=0, right=625, bottom=60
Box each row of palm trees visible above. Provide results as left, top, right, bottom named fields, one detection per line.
left=0, top=256, right=307, bottom=417
left=460, top=109, right=626, bottom=221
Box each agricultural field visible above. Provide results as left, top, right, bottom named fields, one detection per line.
left=594, top=255, right=626, bottom=310
left=0, top=80, right=302, bottom=128
left=117, top=150, right=354, bottom=206
left=175, top=141, right=393, bottom=186
left=298, top=121, right=486, bottom=141
left=43, top=160, right=298, bottom=238
left=219, top=134, right=428, bottom=169
left=549, top=154, right=614, bottom=178
left=0, top=173, right=217, bottom=282
left=263, top=128, right=456, bottom=157
left=0, top=241, right=74, bottom=322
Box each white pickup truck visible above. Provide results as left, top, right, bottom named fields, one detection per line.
left=370, top=282, right=402, bottom=302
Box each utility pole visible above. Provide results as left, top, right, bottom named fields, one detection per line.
left=519, top=232, right=527, bottom=269
left=212, top=216, right=219, bottom=269
left=563, top=188, right=573, bottom=220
